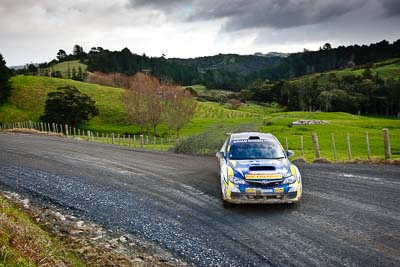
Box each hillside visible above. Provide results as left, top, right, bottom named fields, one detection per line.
left=0, top=76, right=260, bottom=135
left=290, top=57, right=400, bottom=85
left=1, top=76, right=399, bottom=161
left=35, top=39, right=399, bottom=90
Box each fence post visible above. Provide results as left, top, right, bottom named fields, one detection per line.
left=87, top=131, right=91, bottom=141
left=73, top=128, right=76, bottom=137
left=128, top=135, right=131, bottom=147
left=140, top=135, right=144, bottom=148
left=96, top=132, right=99, bottom=141
left=111, top=133, right=115, bottom=144
left=40, top=122, right=43, bottom=132
left=106, top=133, right=109, bottom=144
left=65, top=124, right=69, bottom=137
left=365, top=131, right=371, bottom=160
left=29, top=120, right=32, bottom=129
left=118, top=134, right=120, bottom=145
left=300, top=136, right=304, bottom=158
left=160, top=137, right=163, bottom=151
left=346, top=133, right=352, bottom=161
left=382, top=128, right=391, bottom=160
left=312, top=133, right=320, bottom=159
left=133, top=135, right=136, bottom=147
left=146, top=135, right=149, bottom=145
left=331, top=133, right=337, bottom=161
left=285, top=137, right=288, bottom=151
left=78, top=129, right=81, bottom=136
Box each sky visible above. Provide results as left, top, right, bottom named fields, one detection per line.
left=0, top=0, right=399, bottom=66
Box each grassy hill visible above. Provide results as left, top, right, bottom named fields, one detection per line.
left=41, top=60, right=87, bottom=78
left=1, top=75, right=399, bottom=161
left=290, top=57, right=400, bottom=86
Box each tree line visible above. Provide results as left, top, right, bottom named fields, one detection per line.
left=83, top=39, right=400, bottom=90
left=248, top=69, right=400, bottom=116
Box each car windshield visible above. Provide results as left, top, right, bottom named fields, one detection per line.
left=228, top=139, right=285, bottom=160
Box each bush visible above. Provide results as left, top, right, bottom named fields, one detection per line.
left=41, top=85, right=98, bottom=127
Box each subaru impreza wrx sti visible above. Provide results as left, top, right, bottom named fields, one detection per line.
left=216, top=132, right=302, bottom=208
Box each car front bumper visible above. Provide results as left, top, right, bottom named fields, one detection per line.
left=223, top=181, right=302, bottom=204
left=226, top=190, right=300, bottom=204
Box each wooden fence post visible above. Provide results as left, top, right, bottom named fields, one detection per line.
left=146, top=135, right=149, bottom=145
left=118, top=134, right=120, bottom=145
left=160, top=138, right=163, bottom=151
left=312, top=133, right=320, bottom=159
left=128, top=135, right=131, bottom=147
left=365, top=131, right=371, bottom=160
left=78, top=129, right=81, bottom=136
left=87, top=131, right=91, bottom=141
left=382, top=128, right=391, bottom=160
left=346, top=133, right=352, bottom=161
left=111, top=133, right=115, bottom=144
left=331, top=133, right=337, bottom=161
left=285, top=137, right=288, bottom=151
left=65, top=124, right=69, bottom=137
left=140, top=135, right=144, bottom=148
left=133, top=135, right=136, bottom=147
left=300, top=136, right=304, bottom=158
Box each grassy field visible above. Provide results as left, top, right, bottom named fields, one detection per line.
left=44, top=60, right=87, bottom=78
left=0, top=195, right=83, bottom=266
left=1, top=75, right=399, bottom=161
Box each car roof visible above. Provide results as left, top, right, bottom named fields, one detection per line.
left=229, top=132, right=276, bottom=141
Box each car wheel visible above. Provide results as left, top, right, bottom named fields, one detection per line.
left=222, top=199, right=233, bottom=209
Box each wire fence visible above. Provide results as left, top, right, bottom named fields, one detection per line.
left=0, top=121, right=178, bottom=152
left=1, top=120, right=399, bottom=162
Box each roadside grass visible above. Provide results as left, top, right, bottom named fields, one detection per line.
left=260, top=112, right=400, bottom=162
left=0, top=195, right=83, bottom=266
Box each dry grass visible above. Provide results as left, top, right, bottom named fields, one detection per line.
left=2, top=128, right=63, bottom=137
left=0, top=196, right=79, bottom=266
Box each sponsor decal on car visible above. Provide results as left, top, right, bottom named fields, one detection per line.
left=245, top=173, right=283, bottom=179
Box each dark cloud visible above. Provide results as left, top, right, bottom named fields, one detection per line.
left=381, top=0, right=400, bottom=16
left=129, top=0, right=369, bottom=30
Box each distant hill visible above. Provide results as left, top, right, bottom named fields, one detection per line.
left=30, top=39, right=400, bottom=91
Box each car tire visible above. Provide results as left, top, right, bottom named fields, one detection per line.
left=222, top=199, right=234, bottom=209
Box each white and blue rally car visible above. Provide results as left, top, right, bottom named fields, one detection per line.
left=216, top=132, right=302, bottom=208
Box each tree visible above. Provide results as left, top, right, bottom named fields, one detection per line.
left=41, top=86, right=98, bottom=127
left=57, top=49, right=67, bottom=60
left=123, top=90, right=150, bottom=134
left=228, top=99, right=241, bottom=110
left=0, top=53, right=12, bottom=104
left=72, top=45, right=85, bottom=58
left=323, top=43, right=332, bottom=50
left=163, top=86, right=197, bottom=138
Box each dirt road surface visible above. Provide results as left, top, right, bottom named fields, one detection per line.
left=1, top=134, right=399, bottom=266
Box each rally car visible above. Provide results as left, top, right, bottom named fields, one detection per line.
left=216, top=132, right=302, bottom=208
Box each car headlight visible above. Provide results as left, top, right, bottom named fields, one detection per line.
left=228, top=175, right=246, bottom=184
left=282, top=169, right=297, bottom=184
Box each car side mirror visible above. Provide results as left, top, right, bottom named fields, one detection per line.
left=286, top=150, right=295, bottom=157
left=216, top=151, right=225, bottom=159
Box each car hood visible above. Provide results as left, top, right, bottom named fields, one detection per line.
left=229, top=158, right=290, bottom=179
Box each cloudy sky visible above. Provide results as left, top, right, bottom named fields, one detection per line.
left=1, top=0, right=399, bottom=66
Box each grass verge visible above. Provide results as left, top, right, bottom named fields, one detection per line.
left=0, top=195, right=83, bottom=266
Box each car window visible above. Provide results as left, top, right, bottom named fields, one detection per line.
left=229, top=140, right=285, bottom=160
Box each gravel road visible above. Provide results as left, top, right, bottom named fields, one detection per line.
left=0, top=133, right=399, bottom=266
